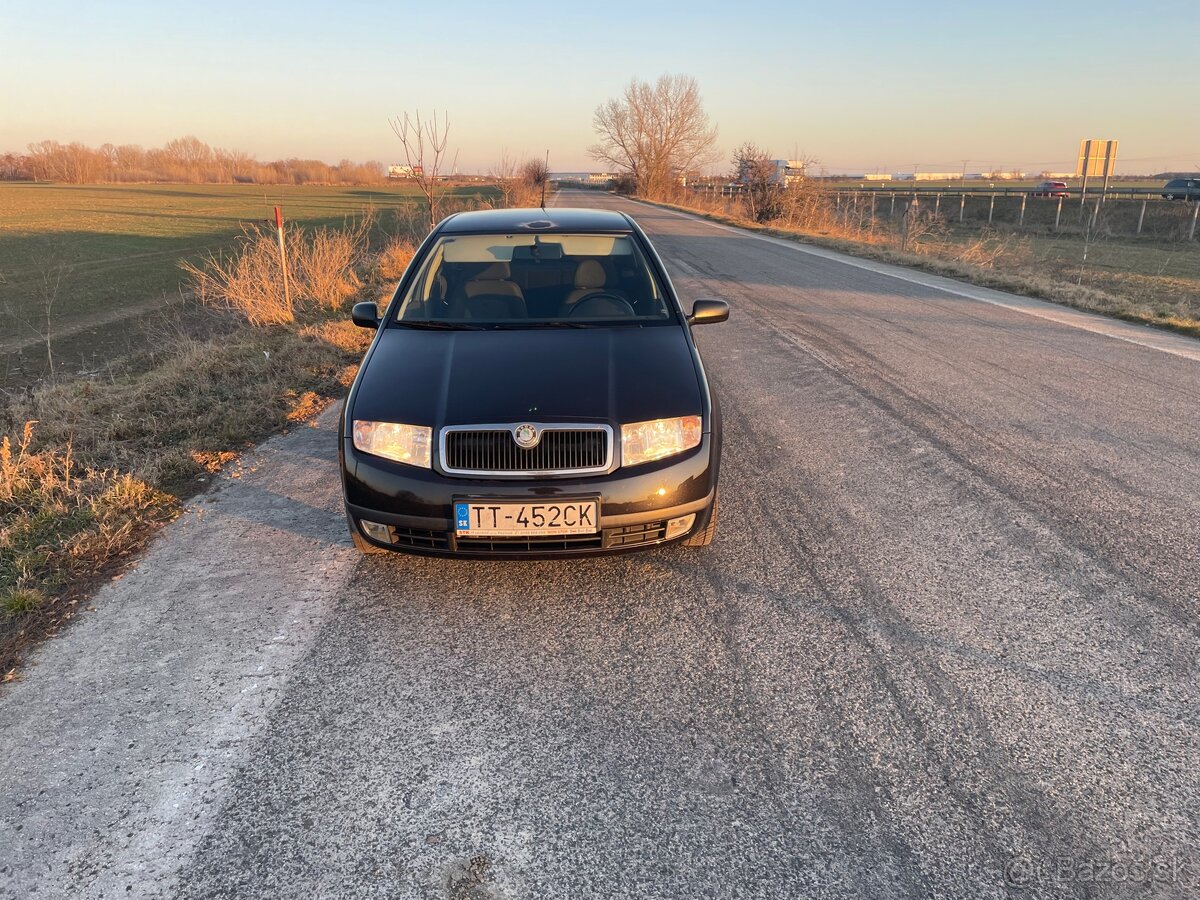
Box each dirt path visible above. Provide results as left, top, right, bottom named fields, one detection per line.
left=0, top=293, right=174, bottom=356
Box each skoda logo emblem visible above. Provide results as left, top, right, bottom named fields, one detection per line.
left=513, top=423, right=540, bottom=449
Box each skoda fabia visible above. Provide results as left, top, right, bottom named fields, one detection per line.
left=340, top=207, right=727, bottom=557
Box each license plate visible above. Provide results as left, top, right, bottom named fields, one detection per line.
left=454, top=500, right=599, bottom=537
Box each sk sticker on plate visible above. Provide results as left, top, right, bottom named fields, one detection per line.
left=455, top=502, right=470, bottom=530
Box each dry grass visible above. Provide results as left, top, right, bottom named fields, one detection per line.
left=181, top=226, right=293, bottom=325
left=181, top=218, right=373, bottom=325
left=293, top=224, right=367, bottom=309
left=950, top=230, right=1031, bottom=269
left=8, top=326, right=360, bottom=489
left=376, top=238, right=416, bottom=281
left=1, top=421, right=174, bottom=675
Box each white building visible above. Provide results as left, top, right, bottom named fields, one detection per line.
left=768, top=160, right=806, bottom=186
left=387, top=164, right=423, bottom=179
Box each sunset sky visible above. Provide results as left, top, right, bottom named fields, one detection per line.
left=3, top=0, right=1198, bottom=175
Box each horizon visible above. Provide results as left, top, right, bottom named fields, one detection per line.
left=4, top=0, right=1199, bottom=176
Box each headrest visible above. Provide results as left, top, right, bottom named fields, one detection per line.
left=574, top=259, right=606, bottom=289
left=475, top=262, right=511, bottom=280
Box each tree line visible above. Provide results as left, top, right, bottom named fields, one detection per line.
left=0, top=136, right=389, bottom=185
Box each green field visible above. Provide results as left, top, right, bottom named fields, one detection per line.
left=0, top=182, right=495, bottom=326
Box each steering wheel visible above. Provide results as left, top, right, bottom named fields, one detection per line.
left=567, top=292, right=636, bottom=318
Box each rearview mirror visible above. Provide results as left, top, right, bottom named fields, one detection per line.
left=351, top=301, right=380, bottom=329
left=687, top=298, right=729, bottom=325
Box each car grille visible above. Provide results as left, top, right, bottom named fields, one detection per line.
left=375, top=521, right=671, bottom=555
left=604, top=521, right=668, bottom=547
left=455, top=533, right=606, bottom=553
left=391, top=527, right=450, bottom=550
left=441, top=425, right=611, bottom=476
left=453, top=521, right=667, bottom=554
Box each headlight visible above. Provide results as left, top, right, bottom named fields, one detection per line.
left=621, top=416, right=702, bottom=466
left=352, top=421, right=432, bottom=468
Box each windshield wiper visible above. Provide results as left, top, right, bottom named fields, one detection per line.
left=396, top=320, right=486, bottom=331
left=517, top=320, right=596, bottom=329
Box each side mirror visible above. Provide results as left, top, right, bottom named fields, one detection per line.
left=351, top=301, right=380, bottom=329
left=687, top=298, right=729, bottom=326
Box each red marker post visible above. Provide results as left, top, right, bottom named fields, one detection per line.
left=274, top=206, right=291, bottom=310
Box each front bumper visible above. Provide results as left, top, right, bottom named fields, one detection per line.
left=342, top=435, right=718, bottom=558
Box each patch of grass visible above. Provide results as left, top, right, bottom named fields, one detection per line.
left=2, top=588, right=46, bottom=619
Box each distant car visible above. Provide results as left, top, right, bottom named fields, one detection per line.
left=340, top=207, right=728, bottom=558
left=1162, top=178, right=1200, bottom=200
left=1029, top=181, right=1070, bottom=198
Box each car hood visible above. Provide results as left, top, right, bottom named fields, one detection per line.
left=350, top=325, right=703, bottom=429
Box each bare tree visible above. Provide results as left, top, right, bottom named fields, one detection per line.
left=590, top=74, right=718, bottom=200
left=520, top=156, right=549, bottom=207
left=898, top=198, right=939, bottom=253
left=731, top=142, right=784, bottom=223
left=489, top=152, right=548, bottom=208
left=2, top=256, right=71, bottom=378
left=0, top=153, right=32, bottom=181
left=26, top=141, right=102, bottom=184
left=162, top=136, right=214, bottom=182
left=491, top=149, right=520, bottom=208
left=389, top=111, right=457, bottom=230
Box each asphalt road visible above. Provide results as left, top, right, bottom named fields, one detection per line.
left=3, top=191, right=1199, bottom=899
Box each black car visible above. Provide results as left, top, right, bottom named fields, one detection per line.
left=340, top=207, right=728, bottom=558
left=1162, top=178, right=1200, bottom=200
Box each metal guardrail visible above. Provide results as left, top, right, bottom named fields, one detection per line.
left=690, top=183, right=1191, bottom=200
left=686, top=183, right=1200, bottom=239
left=828, top=186, right=1188, bottom=201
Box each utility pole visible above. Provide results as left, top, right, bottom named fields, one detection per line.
left=540, top=149, right=549, bottom=209
left=1100, top=140, right=1117, bottom=204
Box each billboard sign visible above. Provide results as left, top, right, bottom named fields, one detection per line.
left=1076, top=140, right=1118, bottom=178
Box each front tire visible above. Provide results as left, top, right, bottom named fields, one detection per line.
left=683, top=495, right=719, bottom=548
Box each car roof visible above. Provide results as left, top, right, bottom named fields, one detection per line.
left=438, top=207, right=634, bottom=235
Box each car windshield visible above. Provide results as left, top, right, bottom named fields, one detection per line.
left=391, top=233, right=674, bottom=327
